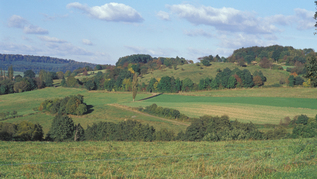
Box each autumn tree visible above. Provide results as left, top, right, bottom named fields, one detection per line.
left=259, top=57, right=272, bottom=69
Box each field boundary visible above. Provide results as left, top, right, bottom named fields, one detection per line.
left=107, top=103, right=190, bottom=126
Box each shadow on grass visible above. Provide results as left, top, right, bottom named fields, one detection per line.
left=138, top=93, right=163, bottom=101
left=86, top=105, right=94, bottom=114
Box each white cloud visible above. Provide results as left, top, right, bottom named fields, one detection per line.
left=184, top=29, right=214, bottom=38
left=8, top=15, right=48, bottom=35
left=42, top=13, right=69, bottom=21
left=167, top=4, right=277, bottom=34
left=294, top=8, right=315, bottom=30
left=0, top=42, right=42, bottom=55
left=45, top=43, right=93, bottom=56
left=125, top=46, right=176, bottom=57
left=8, top=15, right=28, bottom=28
left=38, top=36, right=66, bottom=43
left=82, top=39, right=93, bottom=45
left=67, top=2, right=144, bottom=23
left=217, top=33, right=276, bottom=52
left=23, top=25, right=48, bottom=34
left=157, top=11, right=170, bottom=21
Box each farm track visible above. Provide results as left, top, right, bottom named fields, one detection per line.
left=107, top=103, right=190, bottom=126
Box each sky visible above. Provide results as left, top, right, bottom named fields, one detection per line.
left=0, top=0, right=316, bottom=65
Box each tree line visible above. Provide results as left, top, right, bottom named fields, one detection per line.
left=1, top=113, right=316, bottom=142
left=0, top=53, right=96, bottom=73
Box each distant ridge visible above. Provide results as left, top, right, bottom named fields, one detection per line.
left=0, top=54, right=97, bottom=73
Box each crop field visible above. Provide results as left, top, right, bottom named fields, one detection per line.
left=123, top=87, right=317, bottom=124
left=139, top=63, right=290, bottom=86
left=0, top=88, right=187, bottom=134
left=0, top=138, right=316, bottom=178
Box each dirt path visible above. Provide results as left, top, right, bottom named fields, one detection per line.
left=107, top=103, right=190, bottom=126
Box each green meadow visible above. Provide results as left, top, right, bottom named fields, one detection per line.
left=123, top=87, right=317, bottom=124
left=0, top=138, right=316, bottom=178
left=0, top=88, right=187, bottom=134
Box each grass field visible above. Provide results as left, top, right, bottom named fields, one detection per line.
left=0, top=88, right=187, bottom=134
left=0, top=138, right=316, bottom=178
left=123, top=87, right=317, bottom=124
left=139, top=62, right=290, bottom=86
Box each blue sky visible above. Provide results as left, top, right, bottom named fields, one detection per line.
left=0, top=0, right=316, bottom=64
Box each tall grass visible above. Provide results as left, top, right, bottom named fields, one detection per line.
left=0, top=138, right=316, bottom=178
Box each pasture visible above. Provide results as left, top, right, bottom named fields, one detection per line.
left=0, top=138, right=316, bottom=178
left=0, top=88, right=187, bottom=134
left=123, top=87, right=317, bottom=124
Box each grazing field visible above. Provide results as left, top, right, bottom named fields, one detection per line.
left=123, top=87, right=317, bottom=124
left=0, top=138, right=316, bottom=178
left=139, top=62, right=290, bottom=86
left=0, top=88, right=187, bottom=134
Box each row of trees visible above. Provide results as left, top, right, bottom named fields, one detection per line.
left=140, top=104, right=189, bottom=121
left=2, top=113, right=316, bottom=142
left=0, top=68, right=56, bottom=95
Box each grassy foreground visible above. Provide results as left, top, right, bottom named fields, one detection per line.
left=0, top=138, right=316, bottom=178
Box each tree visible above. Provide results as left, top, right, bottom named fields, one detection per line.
left=182, top=78, right=194, bottom=91
left=24, top=70, right=35, bottom=78
left=46, top=115, right=75, bottom=141
left=147, top=78, right=157, bottom=92
left=8, top=65, right=14, bottom=80
left=227, top=76, right=237, bottom=88
left=201, top=59, right=211, bottom=66
left=15, top=121, right=43, bottom=141
left=304, top=56, right=317, bottom=87
left=259, top=57, right=272, bottom=69
left=132, top=73, right=138, bottom=102
left=74, top=123, right=85, bottom=141
left=288, top=75, right=295, bottom=87
left=253, top=76, right=263, bottom=86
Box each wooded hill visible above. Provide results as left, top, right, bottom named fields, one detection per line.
left=0, top=54, right=96, bottom=73
left=226, top=45, right=315, bottom=65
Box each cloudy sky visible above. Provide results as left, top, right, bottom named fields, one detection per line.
left=0, top=0, right=316, bottom=64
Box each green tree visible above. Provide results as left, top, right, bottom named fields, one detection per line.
left=182, top=78, right=194, bottom=91
left=46, top=115, right=75, bottom=141
left=304, top=56, right=317, bottom=87
left=8, top=65, right=14, bottom=80
left=24, top=70, right=35, bottom=78
left=15, top=121, right=43, bottom=141
left=227, top=76, right=237, bottom=88
left=201, top=59, right=211, bottom=66
left=288, top=75, right=295, bottom=87
left=74, top=123, right=85, bottom=141
left=157, top=76, right=171, bottom=92
left=132, top=73, right=138, bottom=102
